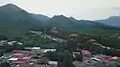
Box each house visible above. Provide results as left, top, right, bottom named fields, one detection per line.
left=49, top=61, right=58, bottom=65
left=8, top=41, right=23, bottom=45
left=25, top=47, right=41, bottom=51
left=0, top=40, right=7, bottom=45
left=70, top=34, right=79, bottom=37
left=0, top=40, right=7, bottom=43
left=12, top=53, right=24, bottom=58
left=73, top=50, right=92, bottom=61
left=32, top=47, right=41, bottom=51
left=49, top=61, right=58, bottom=67
left=24, top=47, right=32, bottom=50
left=82, top=50, right=92, bottom=61
left=51, top=27, right=59, bottom=34
left=14, top=57, right=33, bottom=67
left=17, top=42, right=23, bottom=45
left=41, top=49, right=56, bottom=53
left=12, top=50, right=23, bottom=53
left=16, top=57, right=31, bottom=64
left=82, top=50, right=90, bottom=54
left=8, top=57, right=19, bottom=63
left=88, top=39, right=96, bottom=43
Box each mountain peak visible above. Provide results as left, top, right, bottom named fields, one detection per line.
left=97, top=15, right=120, bottom=27
left=1, top=3, right=18, bottom=8
left=69, top=17, right=78, bottom=21
left=51, top=15, right=69, bottom=21
left=53, top=15, right=67, bottom=18
left=5, top=3, right=16, bottom=6
left=107, top=15, right=120, bottom=20
left=0, top=3, right=25, bottom=12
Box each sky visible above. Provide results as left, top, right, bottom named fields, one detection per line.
left=0, top=0, right=120, bottom=20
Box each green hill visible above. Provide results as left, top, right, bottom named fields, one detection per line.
left=0, top=4, right=44, bottom=37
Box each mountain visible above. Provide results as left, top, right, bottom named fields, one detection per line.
left=46, top=15, right=79, bottom=28
left=30, top=13, right=50, bottom=22
left=46, top=15, right=117, bottom=30
left=69, top=17, right=78, bottom=22
left=0, top=4, right=44, bottom=37
left=96, top=15, right=120, bottom=27
left=0, top=4, right=119, bottom=37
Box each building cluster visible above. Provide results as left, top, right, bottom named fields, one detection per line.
left=0, top=47, right=57, bottom=67
left=0, top=40, right=23, bottom=46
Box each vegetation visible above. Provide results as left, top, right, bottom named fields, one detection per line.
left=0, top=42, right=24, bottom=56
left=20, top=33, right=57, bottom=48
left=1, top=27, right=120, bottom=56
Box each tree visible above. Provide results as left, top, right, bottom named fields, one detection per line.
left=0, top=35, right=7, bottom=40
left=0, top=62, right=10, bottom=67
left=63, top=50, right=74, bottom=67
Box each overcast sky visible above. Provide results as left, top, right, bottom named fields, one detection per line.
left=0, top=0, right=120, bottom=20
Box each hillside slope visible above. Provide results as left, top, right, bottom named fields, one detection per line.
left=0, top=4, right=44, bottom=37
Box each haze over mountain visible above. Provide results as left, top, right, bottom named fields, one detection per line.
left=0, top=4, right=119, bottom=37
left=46, top=15, right=117, bottom=30
left=97, top=15, right=120, bottom=27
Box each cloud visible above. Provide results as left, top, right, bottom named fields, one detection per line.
left=0, top=0, right=120, bottom=20
left=111, top=7, right=120, bottom=10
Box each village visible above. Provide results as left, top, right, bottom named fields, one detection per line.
left=0, top=40, right=93, bottom=67
left=0, top=27, right=120, bottom=67
left=0, top=1, right=120, bottom=67
left=0, top=37, right=120, bottom=67
left=0, top=44, right=57, bottom=67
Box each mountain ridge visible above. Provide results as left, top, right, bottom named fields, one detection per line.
left=46, top=15, right=118, bottom=30
left=96, top=15, right=120, bottom=27
left=0, top=4, right=119, bottom=37
left=0, top=4, right=44, bottom=37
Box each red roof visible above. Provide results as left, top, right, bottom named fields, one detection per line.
left=13, top=53, right=24, bottom=58
left=82, top=50, right=90, bottom=54
left=100, top=57, right=111, bottom=61
left=70, top=34, right=79, bottom=37
left=82, top=50, right=89, bottom=52
left=17, top=57, right=31, bottom=63
left=73, top=50, right=90, bottom=54
left=110, top=56, right=119, bottom=60
left=12, top=50, right=22, bottom=53
left=73, top=52, right=80, bottom=54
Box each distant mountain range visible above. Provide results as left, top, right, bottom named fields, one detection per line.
left=46, top=15, right=116, bottom=30
left=96, top=16, right=120, bottom=27
left=0, top=4, right=119, bottom=37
